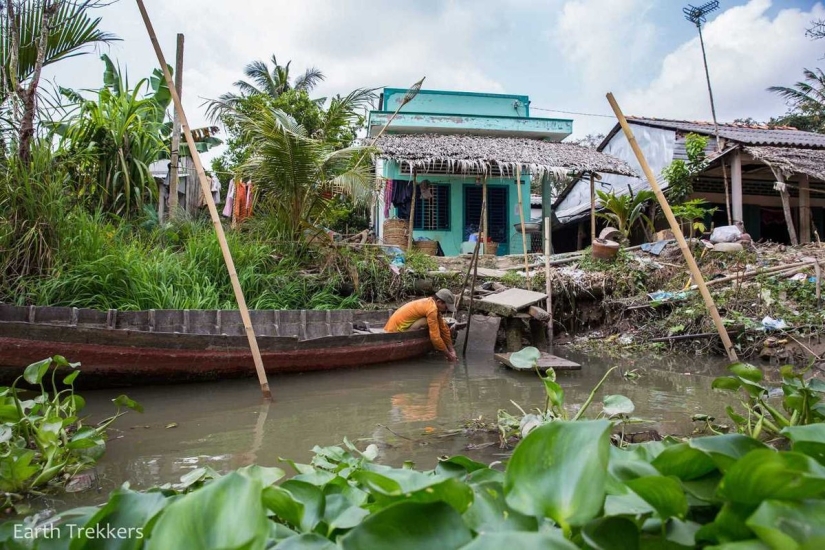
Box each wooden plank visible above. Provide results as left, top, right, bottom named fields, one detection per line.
left=495, top=352, right=581, bottom=372
left=475, top=267, right=508, bottom=279
left=476, top=288, right=548, bottom=317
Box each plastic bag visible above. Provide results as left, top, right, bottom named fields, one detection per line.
left=710, top=225, right=742, bottom=244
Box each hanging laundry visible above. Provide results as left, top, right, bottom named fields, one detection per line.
left=222, top=179, right=235, bottom=218
left=232, top=180, right=255, bottom=226
left=391, top=179, right=414, bottom=220
left=211, top=174, right=222, bottom=204
left=419, top=180, right=433, bottom=200
left=383, top=179, right=393, bottom=218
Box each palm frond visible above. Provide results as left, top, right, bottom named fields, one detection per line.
left=294, top=67, right=325, bottom=92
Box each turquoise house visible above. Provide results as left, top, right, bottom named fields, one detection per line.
left=369, top=88, right=573, bottom=256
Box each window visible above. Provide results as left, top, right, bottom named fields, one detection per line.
left=414, top=184, right=450, bottom=230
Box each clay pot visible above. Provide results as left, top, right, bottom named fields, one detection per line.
left=592, top=238, right=620, bottom=261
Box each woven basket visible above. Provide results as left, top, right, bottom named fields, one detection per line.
left=483, top=242, right=499, bottom=256
left=412, top=240, right=438, bottom=255
left=383, top=219, right=408, bottom=248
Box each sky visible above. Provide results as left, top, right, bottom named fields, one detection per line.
left=42, top=0, right=825, bottom=159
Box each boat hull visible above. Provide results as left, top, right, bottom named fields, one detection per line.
left=0, top=306, right=433, bottom=387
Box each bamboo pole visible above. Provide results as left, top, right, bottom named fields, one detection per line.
left=545, top=215, right=553, bottom=354
left=482, top=176, right=488, bottom=255
left=772, top=170, right=799, bottom=246
left=606, top=93, right=738, bottom=362
left=516, top=166, right=531, bottom=289
left=406, top=172, right=417, bottom=251
left=590, top=172, right=596, bottom=243
left=136, top=0, right=272, bottom=399
left=460, top=198, right=485, bottom=355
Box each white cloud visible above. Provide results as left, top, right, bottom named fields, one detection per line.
left=622, top=0, right=825, bottom=122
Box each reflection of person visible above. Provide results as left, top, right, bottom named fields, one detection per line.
left=384, top=289, right=458, bottom=362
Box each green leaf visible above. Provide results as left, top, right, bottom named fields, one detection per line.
left=582, top=516, right=640, bottom=550
left=729, top=363, right=763, bottom=383
left=718, top=450, right=825, bottom=505
left=113, top=395, right=143, bottom=413
left=603, top=395, right=635, bottom=417
left=323, top=494, right=369, bottom=532
left=543, top=377, right=565, bottom=411
left=62, top=370, right=81, bottom=386
left=712, top=377, right=742, bottom=392
left=625, top=476, right=688, bottom=520
left=236, top=464, right=285, bottom=486
left=77, top=488, right=168, bottom=550
left=279, top=480, right=325, bottom=533
left=146, top=472, right=269, bottom=550
left=435, top=456, right=489, bottom=478
left=274, top=534, right=337, bottom=550
left=652, top=443, right=718, bottom=480
left=509, top=346, right=541, bottom=370
left=340, top=501, right=472, bottom=550
left=460, top=532, right=578, bottom=550
left=462, top=481, right=538, bottom=534
left=688, top=435, right=769, bottom=472
left=782, top=425, right=825, bottom=465
left=504, top=420, right=612, bottom=529
left=68, top=426, right=104, bottom=450
left=746, top=500, right=825, bottom=549
left=23, top=358, right=51, bottom=385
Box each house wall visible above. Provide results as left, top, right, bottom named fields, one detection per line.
left=381, top=161, right=531, bottom=256
left=383, top=89, right=529, bottom=118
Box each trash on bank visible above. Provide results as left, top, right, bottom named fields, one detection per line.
left=761, top=316, right=789, bottom=331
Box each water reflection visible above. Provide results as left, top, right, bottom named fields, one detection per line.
left=35, top=350, right=730, bottom=512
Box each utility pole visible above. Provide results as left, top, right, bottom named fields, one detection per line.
left=168, top=33, right=184, bottom=218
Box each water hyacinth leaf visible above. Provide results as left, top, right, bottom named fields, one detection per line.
left=460, top=531, right=578, bottom=550
left=293, top=470, right=337, bottom=487
left=263, top=486, right=306, bottom=530
left=112, top=395, right=143, bottom=413
left=353, top=466, right=446, bottom=495
left=682, top=474, right=723, bottom=505
left=0, top=426, right=11, bottom=445
left=504, top=420, right=612, bottom=529
left=652, top=443, right=718, bottom=480
left=509, top=346, right=541, bottom=370
left=396, top=478, right=474, bottom=513
left=745, top=500, right=825, bottom=549
left=664, top=518, right=702, bottom=548
left=782, top=425, right=825, bottom=465
left=279, top=480, right=325, bottom=532
left=78, top=488, right=168, bottom=550
left=543, top=377, right=565, bottom=411
left=340, top=501, right=472, bottom=550
left=236, top=464, right=286, bottom=486
left=274, top=534, right=338, bottom=550
left=625, top=476, right=688, bottom=520
left=604, top=492, right=655, bottom=516
left=717, top=450, right=825, bottom=505
left=62, top=370, right=81, bottom=386
left=23, top=358, right=51, bottom=385
left=712, top=377, right=742, bottom=392
left=435, top=455, right=489, bottom=478
left=688, top=434, right=770, bottom=472
left=581, top=516, right=640, bottom=550
left=729, top=363, right=763, bottom=383
left=146, top=472, right=269, bottom=550
left=323, top=494, right=370, bottom=532
left=463, top=481, right=538, bottom=534
left=695, top=502, right=758, bottom=546
left=603, top=395, right=635, bottom=417
left=68, top=426, right=104, bottom=450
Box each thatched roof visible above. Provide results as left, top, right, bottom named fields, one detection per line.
left=744, top=146, right=825, bottom=182
left=371, top=134, right=638, bottom=178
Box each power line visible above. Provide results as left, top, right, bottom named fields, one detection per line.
left=529, top=106, right=615, bottom=119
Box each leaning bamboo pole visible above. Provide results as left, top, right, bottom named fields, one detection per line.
left=589, top=172, right=596, bottom=243
left=406, top=172, right=417, bottom=251
left=515, top=165, right=531, bottom=289
left=136, top=0, right=272, bottom=399
left=545, top=215, right=553, bottom=354
left=461, top=198, right=486, bottom=356
left=606, top=93, right=738, bottom=362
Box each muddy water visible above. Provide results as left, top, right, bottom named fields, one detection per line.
left=36, top=350, right=730, bottom=512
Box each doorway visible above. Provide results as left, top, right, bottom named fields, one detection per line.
left=464, top=185, right=508, bottom=254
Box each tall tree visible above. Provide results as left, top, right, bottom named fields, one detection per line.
left=768, top=68, right=825, bottom=133
left=221, top=55, right=324, bottom=106
left=1, top=0, right=117, bottom=162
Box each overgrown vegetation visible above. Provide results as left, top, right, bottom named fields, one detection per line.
left=0, top=356, right=139, bottom=509
left=661, top=133, right=709, bottom=206
left=595, top=188, right=655, bottom=242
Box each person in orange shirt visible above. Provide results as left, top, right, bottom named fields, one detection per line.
left=384, top=289, right=458, bottom=362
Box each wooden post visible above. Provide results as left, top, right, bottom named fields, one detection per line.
left=136, top=0, right=272, bottom=399
left=456, top=198, right=486, bottom=315
left=731, top=150, right=743, bottom=225
left=545, top=215, right=553, bottom=354
left=516, top=165, right=531, bottom=289
left=482, top=176, right=488, bottom=255
left=462, top=239, right=481, bottom=356
left=168, top=33, right=184, bottom=218
left=606, top=93, right=738, bottom=362
left=589, top=172, right=596, bottom=243
left=406, top=172, right=417, bottom=251
left=772, top=170, right=799, bottom=246
left=800, top=175, right=811, bottom=244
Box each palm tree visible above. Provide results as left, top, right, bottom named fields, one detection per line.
left=222, top=55, right=324, bottom=104
left=768, top=68, right=825, bottom=133
left=224, top=104, right=372, bottom=240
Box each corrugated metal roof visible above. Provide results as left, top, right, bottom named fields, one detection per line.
left=626, top=117, right=825, bottom=148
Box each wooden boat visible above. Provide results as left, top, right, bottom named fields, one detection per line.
left=0, top=304, right=434, bottom=387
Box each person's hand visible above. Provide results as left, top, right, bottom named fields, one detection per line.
left=445, top=350, right=458, bottom=363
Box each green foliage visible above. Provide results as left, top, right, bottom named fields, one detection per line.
left=10, top=421, right=825, bottom=548
left=713, top=363, right=825, bottom=439
left=661, top=133, right=709, bottom=205
left=0, top=142, right=71, bottom=294
left=672, top=198, right=717, bottom=238
left=0, top=356, right=139, bottom=505
left=768, top=68, right=825, bottom=133
left=54, top=55, right=170, bottom=217
left=595, top=188, right=655, bottom=241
